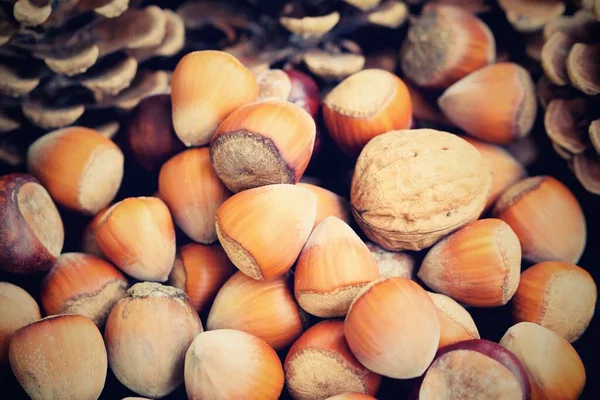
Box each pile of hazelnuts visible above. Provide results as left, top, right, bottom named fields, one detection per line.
left=0, top=14, right=596, bottom=398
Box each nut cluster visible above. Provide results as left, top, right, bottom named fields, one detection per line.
left=0, top=3, right=597, bottom=397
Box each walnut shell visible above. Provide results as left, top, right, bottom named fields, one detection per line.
left=350, top=129, right=492, bottom=251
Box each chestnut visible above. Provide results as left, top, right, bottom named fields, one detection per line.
left=9, top=314, right=107, bottom=400
left=104, top=282, right=203, bottom=398
left=126, top=94, right=184, bottom=170
left=41, top=253, right=129, bottom=326
left=0, top=282, right=41, bottom=364
left=415, top=339, right=531, bottom=399
left=284, top=320, right=382, bottom=400
left=185, top=329, right=284, bottom=400
left=0, top=173, right=64, bottom=274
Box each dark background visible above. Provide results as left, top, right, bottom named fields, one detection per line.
left=1, top=0, right=599, bottom=398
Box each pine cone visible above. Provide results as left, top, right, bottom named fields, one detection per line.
left=500, top=0, right=600, bottom=195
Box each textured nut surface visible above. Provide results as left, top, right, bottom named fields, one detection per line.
left=351, top=129, right=491, bottom=251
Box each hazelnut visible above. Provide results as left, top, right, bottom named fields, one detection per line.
left=492, top=176, right=586, bottom=264
left=126, top=94, right=184, bottom=171
left=0, top=173, right=64, bottom=274
left=427, top=292, right=480, bottom=349
left=168, top=243, right=236, bottom=313
left=297, top=183, right=351, bottom=228
left=438, top=63, right=537, bottom=144
left=27, top=126, right=124, bottom=214
left=294, top=217, right=380, bottom=318
left=344, top=278, right=440, bottom=379
left=207, top=271, right=306, bottom=351
left=159, top=148, right=231, bottom=244
left=185, top=329, right=284, bottom=400
left=95, top=196, right=176, bottom=282
left=415, top=339, right=531, bottom=399
left=500, top=322, right=586, bottom=400
left=322, top=69, right=412, bottom=156
left=351, top=129, right=491, bottom=251
left=0, top=282, right=41, bottom=364
left=80, top=206, right=110, bottom=259
left=171, top=50, right=259, bottom=146
left=9, top=315, right=107, bottom=400
left=210, top=99, right=316, bottom=193
left=461, top=136, right=527, bottom=211
left=41, top=253, right=129, bottom=327
left=418, top=219, right=522, bottom=307
left=365, top=242, right=416, bottom=280
left=400, top=4, right=495, bottom=89
left=215, top=184, right=316, bottom=281
left=513, top=261, right=597, bottom=342
left=104, top=282, right=203, bottom=398
left=284, top=320, right=382, bottom=400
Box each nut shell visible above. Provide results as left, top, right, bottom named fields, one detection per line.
left=418, top=219, right=522, bottom=307
left=351, top=129, right=491, bottom=251
left=513, top=262, right=597, bottom=342
left=284, top=320, right=382, bottom=400
left=0, top=282, right=41, bottom=364
left=105, top=282, right=203, bottom=398
left=344, top=278, right=440, bottom=379
left=9, top=314, right=107, bottom=400
left=0, top=173, right=64, bottom=274
left=492, top=176, right=586, bottom=264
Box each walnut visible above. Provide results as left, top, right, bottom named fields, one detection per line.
left=351, top=129, right=492, bottom=251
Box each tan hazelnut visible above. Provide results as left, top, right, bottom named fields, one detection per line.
left=104, top=282, right=203, bottom=398
left=500, top=322, right=586, bottom=400
left=9, top=314, right=107, bottom=400
left=426, top=292, right=480, bottom=349
left=365, top=242, right=416, bottom=280
left=0, top=282, right=41, bottom=364
left=351, top=129, right=492, bottom=251
left=513, top=262, right=597, bottom=342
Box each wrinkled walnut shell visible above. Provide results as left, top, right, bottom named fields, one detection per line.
left=351, top=129, right=492, bottom=251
